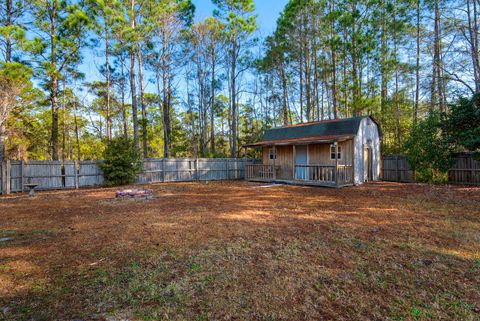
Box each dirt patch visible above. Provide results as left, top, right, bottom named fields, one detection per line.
left=0, top=181, right=479, bottom=320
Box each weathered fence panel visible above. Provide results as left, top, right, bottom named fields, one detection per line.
left=449, top=153, right=480, bottom=185
left=22, top=161, right=65, bottom=190
left=197, top=158, right=246, bottom=181
left=78, top=161, right=104, bottom=187
left=1, top=158, right=252, bottom=194
left=382, top=155, right=416, bottom=183
left=10, top=161, right=23, bottom=192
left=137, top=159, right=163, bottom=184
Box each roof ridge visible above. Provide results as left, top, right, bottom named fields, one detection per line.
left=274, top=116, right=366, bottom=130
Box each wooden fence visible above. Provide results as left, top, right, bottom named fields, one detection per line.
left=381, top=155, right=416, bottom=183
left=448, top=152, right=480, bottom=185
left=382, top=153, right=480, bottom=186
left=1, top=158, right=252, bottom=195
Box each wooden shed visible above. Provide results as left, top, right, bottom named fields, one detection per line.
left=244, top=116, right=382, bottom=187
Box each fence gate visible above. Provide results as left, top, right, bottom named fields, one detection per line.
left=382, top=155, right=416, bottom=183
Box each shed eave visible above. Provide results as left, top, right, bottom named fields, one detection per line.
left=243, top=135, right=355, bottom=148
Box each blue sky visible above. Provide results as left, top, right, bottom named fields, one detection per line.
left=193, top=0, right=287, bottom=34
left=78, top=0, right=289, bottom=102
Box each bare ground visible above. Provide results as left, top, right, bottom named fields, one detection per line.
left=0, top=181, right=479, bottom=320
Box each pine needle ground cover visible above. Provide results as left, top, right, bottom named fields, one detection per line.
left=0, top=182, right=479, bottom=320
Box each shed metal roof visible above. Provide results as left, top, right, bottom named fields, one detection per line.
left=244, top=116, right=376, bottom=147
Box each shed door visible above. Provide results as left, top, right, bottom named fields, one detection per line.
left=295, top=145, right=308, bottom=180
left=364, top=146, right=373, bottom=182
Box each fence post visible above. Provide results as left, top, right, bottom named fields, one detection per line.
left=1, top=160, right=11, bottom=195
left=161, top=158, right=165, bottom=182
left=1, top=161, right=4, bottom=195
left=74, top=161, right=79, bottom=189
left=396, top=155, right=400, bottom=182
left=234, top=158, right=238, bottom=179
left=20, top=160, right=24, bottom=192
left=226, top=158, right=229, bottom=180
left=195, top=158, right=199, bottom=181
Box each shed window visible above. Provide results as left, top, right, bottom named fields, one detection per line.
left=269, top=148, right=277, bottom=160
left=330, top=145, right=342, bottom=160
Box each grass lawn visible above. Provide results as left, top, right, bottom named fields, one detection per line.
left=0, top=181, right=479, bottom=320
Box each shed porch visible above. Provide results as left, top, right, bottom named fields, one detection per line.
left=244, top=138, right=355, bottom=188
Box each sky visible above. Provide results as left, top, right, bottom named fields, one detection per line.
left=192, top=0, right=288, bottom=35
left=78, top=0, right=289, bottom=96
left=69, top=0, right=291, bottom=125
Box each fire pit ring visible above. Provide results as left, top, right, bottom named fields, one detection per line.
left=115, top=189, right=154, bottom=200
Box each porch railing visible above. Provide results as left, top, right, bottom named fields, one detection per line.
left=245, top=164, right=275, bottom=180
left=295, top=164, right=354, bottom=186
left=295, top=165, right=335, bottom=183
left=336, top=165, right=354, bottom=186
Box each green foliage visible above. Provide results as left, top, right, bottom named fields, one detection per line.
left=443, top=94, right=480, bottom=156
left=99, top=137, right=143, bottom=186
left=404, top=112, right=451, bottom=183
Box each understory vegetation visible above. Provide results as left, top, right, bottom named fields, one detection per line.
left=100, top=137, right=143, bottom=186
left=405, top=94, right=480, bottom=183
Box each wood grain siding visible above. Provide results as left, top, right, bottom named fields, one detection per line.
left=262, top=145, right=293, bottom=179
left=354, top=117, right=381, bottom=184
left=308, top=140, right=353, bottom=166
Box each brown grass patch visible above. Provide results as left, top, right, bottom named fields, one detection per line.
left=0, top=181, right=479, bottom=320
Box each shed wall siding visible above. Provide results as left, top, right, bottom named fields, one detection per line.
left=262, top=145, right=293, bottom=180
left=354, top=118, right=381, bottom=184
left=308, top=140, right=353, bottom=166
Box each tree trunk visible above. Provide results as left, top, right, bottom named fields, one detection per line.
left=5, top=0, right=12, bottom=62
left=50, top=2, right=59, bottom=160
left=161, top=36, right=171, bottom=158
left=105, top=22, right=112, bottom=141
left=467, top=0, right=480, bottom=92
left=130, top=0, right=139, bottom=151
left=432, top=0, right=444, bottom=111
left=210, top=48, right=216, bottom=155
left=414, top=0, right=420, bottom=123
left=130, top=47, right=139, bottom=150
left=230, top=37, right=237, bottom=158
left=329, top=0, right=338, bottom=119
left=281, top=67, right=289, bottom=126
left=393, top=0, right=401, bottom=148
left=137, top=46, right=148, bottom=158
left=299, top=45, right=304, bottom=123
left=380, top=1, right=388, bottom=116
left=73, top=100, right=81, bottom=161
left=0, top=122, right=5, bottom=162
left=120, top=55, right=128, bottom=138
left=61, top=80, right=66, bottom=162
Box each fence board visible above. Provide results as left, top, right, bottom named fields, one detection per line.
left=1, top=158, right=252, bottom=194
left=78, top=161, right=104, bottom=187
left=10, top=161, right=23, bottom=192
left=382, top=155, right=416, bottom=183
left=448, top=153, right=480, bottom=185
left=23, top=161, right=64, bottom=190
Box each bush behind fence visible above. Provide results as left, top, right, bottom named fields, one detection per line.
left=382, top=153, right=480, bottom=185
left=1, top=158, right=253, bottom=194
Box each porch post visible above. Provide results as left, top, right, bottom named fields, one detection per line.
left=292, top=145, right=296, bottom=180
left=335, top=141, right=339, bottom=187
left=272, top=145, right=276, bottom=180
left=351, top=139, right=356, bottom=185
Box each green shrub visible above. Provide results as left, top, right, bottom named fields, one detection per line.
left=404, top=112, right=452, bottom=183
left=99, top=137, right=143, bottom=186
